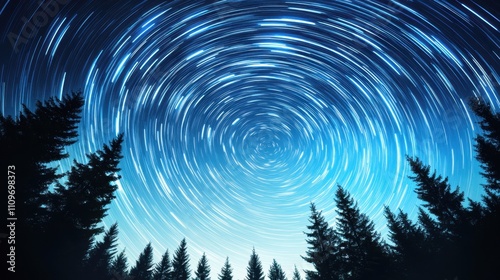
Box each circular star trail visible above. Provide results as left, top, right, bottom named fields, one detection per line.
left=1, top=0, right=499, bottom=278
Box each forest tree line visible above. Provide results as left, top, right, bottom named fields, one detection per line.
left=1, top=92, right=499, bottom=280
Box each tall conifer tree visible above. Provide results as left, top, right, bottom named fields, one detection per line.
left=194, top=253, right=211, bottom=280
left=406, top=156, right=472, bottom=279
left=130, top=243, right=154, bottom=280
left=384, top=207, right=429, bottom=280
left=407, top=156, right=466, bottom=238
left=469, top=98, right=500, bottom=279
left=291, top=266, right=302, bottom=280
left=268, top=259, right=287, bottom=280
left=245, top=248, right=265, bottom=280
left=111, top=249, right=130, bottom=280
left=0, top=92, right=83, bottom=227
left=0, top=92, right=84, bottom=277
left=85, top=222, right=120, bottom=279
left=153, top=249, right=173, bottom=280
left=46, top=134, right=124, bottom=279
left=302, top=203, right=339, bottom=280
left=334, top=185, right=388, bottom=280
left=171, top=238, right=191, bottom=280
left=470, top=98, right=500, bottom=209
left=218, top=257, right=233, bottom=280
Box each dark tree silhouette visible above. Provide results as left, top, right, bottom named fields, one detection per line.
left=111, top=249, right=130, bottom=280
left=384, top=207, right=429, bottom=280
left=171, top=238, right=191, bottom=280
left=470, top=98, right=500, bottom=209
left=153, top=249, right=173, bottom=280
left=7, top=92, right=500, bottom=280
left=218, top=257, right=233, bottom=280
left=194, top=253, right=211, bottom=280
left=0, top=92, right=83, bottom=225
left=333, top=185, right=389, bottom=280
left=268, top=259, right=287, bottom=280
left=245, top=248, right=265, bottom=280
left=0, top=92, right=126, bottom=279
left=45, top=134, right=124, bottom=279
left=130, top=243, right=155, bottom=280
left=407, top=156, right=467, bottom=238
left=291, top=265, right=302, bottom=280
left=301, top=203, right=339, bottom=280
left=85, top=222, right=120, bottom=279
left=469, top=98, right=500, bottom=279
left=406, top=156, right=476, bottom=279
left=0, top=92, right=84, bottom=276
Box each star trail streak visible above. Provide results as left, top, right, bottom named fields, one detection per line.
left=1, top=0, right=499, bottom=278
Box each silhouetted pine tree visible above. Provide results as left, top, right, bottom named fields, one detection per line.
left=171, top=238, right=191, bottom=280
left=302, top=203, right=339, bottom=280
left=194, top=253, right=211, bottom=280
left=218, top=257, right=233, bottom=280
left=384, top=207, right=429, bottom=280
left=130, top=243, right=154, bottom=280
left=469, top=98, right=500, bottom=279
left=407, top=156, right=467, bottom=238
left=153, top=249, right=172, bottom=280
left=245, top=248, right=265, bottom=280
left=334, top=185, right=389, bottom=280
left=268, top=259, right=287, bottom=280
left=45, top=134, right=124, bottom=279
left=406, top=156, right=471, bottom=279
left=0, top=92, right=83, bottom=276
left=470, top=98, right=500, bottom=209
left=85, top=222, right=119, bottom=279
left=291, top=266, right=302, bottom=280
left=416, top=207, right=442, bottom=243
left=0, top=92, right=83, bottom=226
left=111, top=249, right=130, bottom=280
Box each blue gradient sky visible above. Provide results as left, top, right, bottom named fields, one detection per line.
left=1, top=0, right=499, bottom=278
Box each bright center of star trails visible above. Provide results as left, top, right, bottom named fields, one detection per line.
left=1, top=0, right=499, bottom=278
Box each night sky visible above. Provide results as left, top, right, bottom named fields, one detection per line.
left=1, top=0, right=499, bottom=278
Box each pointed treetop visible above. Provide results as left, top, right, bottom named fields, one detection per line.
left=172, top=238, right=191, bottom=280
left=406, top=156, right=466, bottom=235
left=111, top=249, right=129, bottom=280
left=245, top=248, right=264, bottom=280
left=194, top=253, right=211, bottom=280
left=153, top=249, right=172, bottom=280
left=268, top=259, right=287, bottom=280
left=218, top=257, right=233, bottom=280
left=130, top=242, right=154, bottom=280
left=469, top=98, right=500, bottom=209
left=292, top=265, right=302, bottom=280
